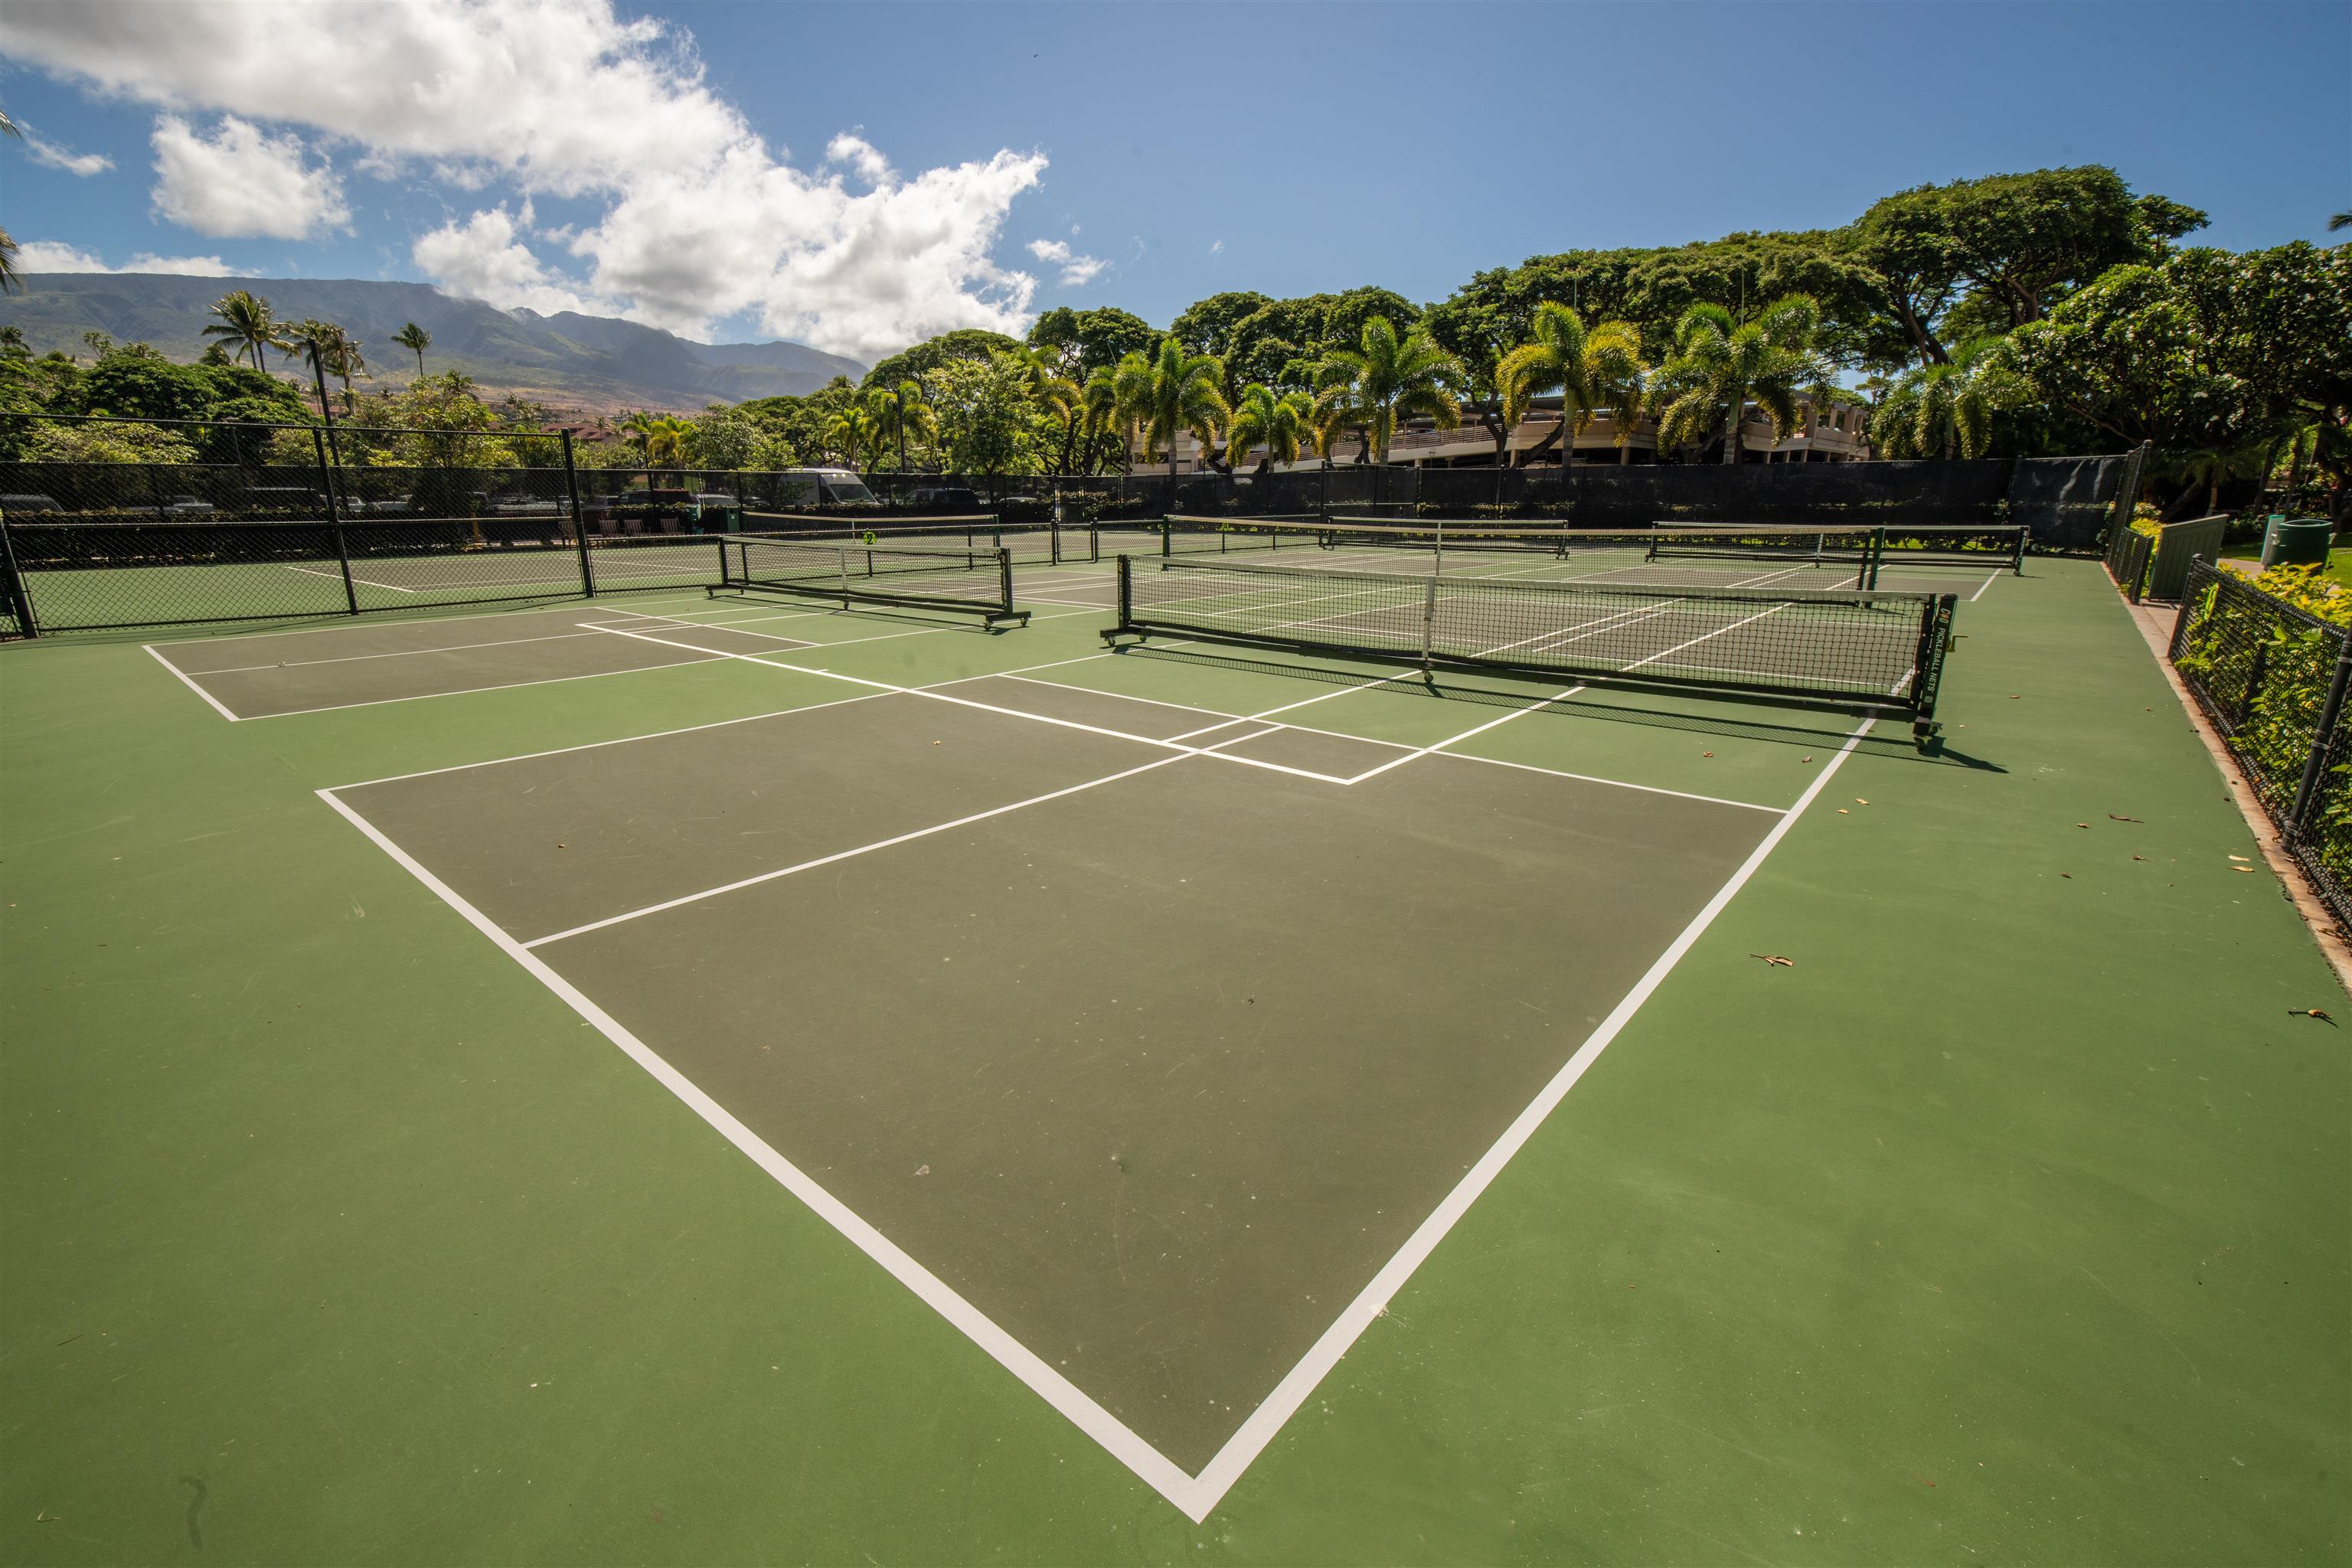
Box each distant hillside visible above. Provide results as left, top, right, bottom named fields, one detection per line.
left=2, top=274, right=866, bottom=415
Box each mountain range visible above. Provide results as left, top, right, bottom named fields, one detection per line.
left=3, top=274, right=867, bottom=414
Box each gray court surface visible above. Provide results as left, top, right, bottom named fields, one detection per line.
left=329, top=685, right=1775, bottom=1470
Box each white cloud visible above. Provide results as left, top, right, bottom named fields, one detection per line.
left=1027, top=237, right=1106, bottom=286
left=22, top=133, right=113, bottom=177
left=14, top=240, right=253, bottom=275
left=2, top=0, right=1065, bottom=360
left=410, top=206, right=611, bottom=316
left=150, top=114, right=348, bottom=239
left=1210, top=239, right=1223, bottom=256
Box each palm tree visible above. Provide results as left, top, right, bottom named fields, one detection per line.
left=1312, top=316, right=1460, bottom=466
left=865, top=379, right=936, bottom=472
left=393, top=322, right=431, bottom=377
left=1498, top=304, right=1651, bottom=468
left=823, top=404, right=878, bottom=470
left=1112, top=338, right=1230, bottom=486
left=0, top=109, right=19, bottom=296
left=202, top=290, right=283, bottom=371
left=1078, top=367, right=1125, bottom=474
left=1223, top=383, right=1312, bottom=473
left=1653, top=296, right=1824, bottom=465
left=619, top=410, right=690, bottom=469
left=1867, top=341, right=2020, bottom=460
left=2331, top=211, right=2350, bottom=233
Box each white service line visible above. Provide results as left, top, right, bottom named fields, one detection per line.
left=579, top=623, right=1361, bottom=786
left=183, top=625, right=671, bottom=675
left=520, top=750, right=1212, bottom=948
left=312, top=786, right=1205, bottom=1516
left=285, top=563, right=419, bottom=594
left=1178, top=707, right=1882, bottom=1516
left=224, top=652, right=740, bottom=720
left=142, top=644, right=245, bottom=722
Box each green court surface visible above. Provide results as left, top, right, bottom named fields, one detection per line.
left=1, top=548, right=2345, bottom=1564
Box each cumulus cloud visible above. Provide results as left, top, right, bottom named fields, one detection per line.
left=410, top=206, right=612, bottom=316
left=2, top=0, right=1063, bottom=359
left=1027, top=237, right=1107, bottom=286
left=15, top=240, right=253, bottom=275
left=150, top=114, right=349, bottom=239
left=22, top=133, right=113, bottom=177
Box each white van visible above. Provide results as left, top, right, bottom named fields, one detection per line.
left=770, top=469, right=877, bottom=508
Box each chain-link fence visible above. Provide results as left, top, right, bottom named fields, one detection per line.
left=0, top=411, right=2138, bottom=637
left=2170, top=559, right=2352, bottom=930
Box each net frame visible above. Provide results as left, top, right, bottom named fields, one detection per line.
left=1106, top=553, right=1956, bottom=743
left=715, top=538, right=1027, bottom=629
left=738, top=511, right=1060, bottom=564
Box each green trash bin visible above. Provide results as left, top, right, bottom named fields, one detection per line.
left=2270, top=517, right=2334, bottom=567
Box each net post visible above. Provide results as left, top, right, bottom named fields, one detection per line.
left=561, top=430, right=595, bottom=597
left=2289, top=633, right=2352, bottom=831
left=309, top=425, right=360, bottom=616
left=1116, top=552, right=1132, bottom=632
left=995, top=545, right=1014, bottom=622
left=2009, top=521, right=2027, bottom=575
left=1419, top=574, right=1438, bottom=672
left=1867, top=525, right=1886, bottom=590
left=0, top=508, right=38, bottom=638
left=1159, top=517, right=1171, bottom=558
left=1909, top=592, right=1957, bottom=744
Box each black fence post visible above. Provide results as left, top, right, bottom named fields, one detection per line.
left=561, top=430, right=593, bottom=597
left=0, top=510, right=38, bottom=638
left=310, top=426, right=360, bottom=615
left=2289, top=635, right=2352, bottom=833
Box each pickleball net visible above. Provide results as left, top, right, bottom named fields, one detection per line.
left=1104, top=554, right=1956, bottom=740
left=716, top=537, right=1029, bottom=628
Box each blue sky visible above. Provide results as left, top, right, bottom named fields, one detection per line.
left=2, top=1, right=2344, bottom=364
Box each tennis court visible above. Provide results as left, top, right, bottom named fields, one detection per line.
left=3, top=528, right=2345, bottom=1563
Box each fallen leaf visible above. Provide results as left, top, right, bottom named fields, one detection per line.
left=1801, top=755, right=1814, bottom=763
left=1854, top=798, right=1869, bottom=805
left=2009, top=694, right=2020, bottom=700
left=2109, top=814, right=2144, bottom=823
left=913, top=1165, right=930, bottom=1176
left=1750, top=954, right=1794, bottom=966
left=1837, top=808, right=1849, bottom=815
left=1701, top=751, right=1713, bottom=757
left=2133, top=854, right=2146, bottom=861
left=2076, top=822, right=2090, bottom=828
left=2233, top=866, right=2256, bottom=874
left=2229, top=854, right=2250, bottom=861
left=2061, top=873, right=2073, bottom=879
left=2291, top=1009, right=2337, bottom=1025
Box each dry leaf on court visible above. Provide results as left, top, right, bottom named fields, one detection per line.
left=2109, top=814, right=2144, bottom=823
left=1750, top=954, right=1794, bottom=966
left=2233, top=866, right=2256, bottom=874
left=1854, top=798, right=1869, bottom=805
left=1702, top=751, right=1713, bottom=757
left=1837, top=808, right=1850, bottom=814
left=913, top=1165, right=930, bottom=1176
left=2076, top=822, right=2090, bottom=828
left=2229, top=854, right=2250, bottom=861
left=2291, top=1009, right=2337, bottom=1025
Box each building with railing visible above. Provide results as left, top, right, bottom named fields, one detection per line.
left=1135, top=393, right=1872, bottom=474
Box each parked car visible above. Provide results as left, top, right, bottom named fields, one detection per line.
left=162, top=495, right=217, bottom=516
left=905, top=485, right=982, bottom=512
left=0, top=494, right=64, bottom=515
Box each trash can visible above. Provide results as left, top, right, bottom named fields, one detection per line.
left=2269, top=517, right=2334, bottom=567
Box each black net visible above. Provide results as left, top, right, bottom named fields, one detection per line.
left=740, top=511, right=1059, bottom=564
left=720, top=538, right=1022, bottom=626
left=2104, top=526, right=2153, bottom=603
left=1112, top=554, right=1953, bottom=720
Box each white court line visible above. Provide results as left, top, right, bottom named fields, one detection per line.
left=521, top=750, right=1214, bottom=948
left=142, top=593, right=713, bottom=650
left=1180, top=707, right=1880, bottom=1513
left=577, top=623, right=1363, bottom=787
left=142, top=644, right=244, bottom=722
left=313, top=787, right=1204, bottom=1514
left=286, top=563, right=419, bottom=594
left=225, top=652, right=737, bottom=721
left=1437, top=750, right=1789, bottom=813
left=178, top=626, right=668, bottom=676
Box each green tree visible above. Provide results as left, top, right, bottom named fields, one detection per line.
left=1867, top=342, right=2021, bottom=459
left=864, top=378, right=938, bottom=472
left=687, top=405, right=760, bottom=469
left=928, top=353, right=1047, bottom=482
left=1028, top=305, right=1160, bottom=381
left=201, top=290, right=284, bottom=372
left=861, top=329, right=1024, bottom=397
left=1078, top=366, right=1126, bottom=475
left=1311, top=316, right=1460, bottom=466
left=822, top=403, right=879, bottom=469
left=1653, top=296, right=1824, bottom=463
left=1112, top=338, right=1230, bottom=484
left=1844, top=167, right=2207, bottom=365
left=393, top=322, right=431, bottom=377
left=1223, top=383, right=1312, bottom=473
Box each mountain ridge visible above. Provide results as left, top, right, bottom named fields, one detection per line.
left=2, top=274, right=867, bottom=414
